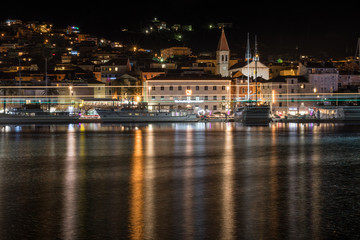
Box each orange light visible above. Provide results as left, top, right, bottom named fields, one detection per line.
left=272, top=90, right=276, bottom=103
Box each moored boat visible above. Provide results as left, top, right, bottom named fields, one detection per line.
left=234, top=105, right=271, bottom=125
left=0, top=109, right=80, bottom=124
left=342, top=106, right=360, bottom=122
left=96, top=108, right=199, bottom=123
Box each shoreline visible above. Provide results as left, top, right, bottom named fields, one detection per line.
left=271, top=118, right=360, bottom=124
left=1, top=117, right=360, bottom=125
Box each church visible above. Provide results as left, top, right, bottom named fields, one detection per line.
left=215, top=29, right=269, bottom=80
left=216, top=28, right=231, bottom=77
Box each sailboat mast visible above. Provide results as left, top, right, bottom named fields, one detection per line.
left=357, top=37, right=360, bottom=67
left=246, top=33, right=251, bottom=102
left=254, top=35, right=259, bottom=103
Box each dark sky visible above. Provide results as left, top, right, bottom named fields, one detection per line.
left=1, top=1, right=359, bottom=58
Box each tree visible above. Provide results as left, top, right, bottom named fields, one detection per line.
left=111, top=74, right=141, bottom=104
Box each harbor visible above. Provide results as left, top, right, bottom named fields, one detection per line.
left=2, top=6, right=360, bottom=240
left=2, top=97, right=360, bottom=124
left=1, top=122, right=360, bottom=239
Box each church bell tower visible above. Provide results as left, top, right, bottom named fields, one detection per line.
left=216, top=28, right=230, bottom=77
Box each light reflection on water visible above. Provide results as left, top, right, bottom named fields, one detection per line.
left=1, top=123, right=360, bottom=239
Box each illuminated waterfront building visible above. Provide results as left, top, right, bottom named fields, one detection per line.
left=144, top=72, right=232, bottom=113
left=259, top=76, right=312, bottom=116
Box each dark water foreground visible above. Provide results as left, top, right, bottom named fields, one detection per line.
left=1, top=122, right=360, bottom=240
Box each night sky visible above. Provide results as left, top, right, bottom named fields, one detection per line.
left=1, top=1, right=359, bottom=58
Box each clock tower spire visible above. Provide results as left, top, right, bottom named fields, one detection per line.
left=216, top=28, right=230, bottom=77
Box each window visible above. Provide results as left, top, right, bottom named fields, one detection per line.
left=161, top=96, right=164, bottom=100
left=205, top=96, right=208, bottom=100
left=204, top=86, right=208, bottom=90
left=213, top=105, right=217, bottom=110
left=213, top=96, right=217, bottom=100
left=222, top=86, right=225, bottom=90
left=152, top=86, right=156, bottom=90
left=222, top=96, right=226, bottom=100
left=178, top=86, right=182, bottom=90
left=196, top=86, right=199, bottom=90
left=187, top=86, right=191, bottom=90
left=161, top=86, right=164, bottom=91
left=205, top=105, right=208, bottom=109
left=213, top=86, right=217, bottom=90
left=152, top=96, right=156, bottom=100
left=170, top=86, right=173, bottom=91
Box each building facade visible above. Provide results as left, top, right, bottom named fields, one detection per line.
left=259, top=76, right=313, bottom=116
left=298, top=62, right=339, bottom=93
left=144, top=73, right=232, bottom=113
left=160, top=47, right=192, bottom=60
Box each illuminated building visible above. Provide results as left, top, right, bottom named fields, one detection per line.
left=161, top=47, right=192, bottom=60
left=140, top=69, right=165, bottom=82
left=298, top=62, right=339, bottom=93
left=100, top=59, right=132, bottom=83
left=259, top=76, right=312, bottom=116
left=216, top=28, right=230, bottom=77
left=144, top=71, right=232, bottom=113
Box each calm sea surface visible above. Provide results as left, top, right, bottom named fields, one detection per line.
left=1, top=122, right=360, bottom=240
